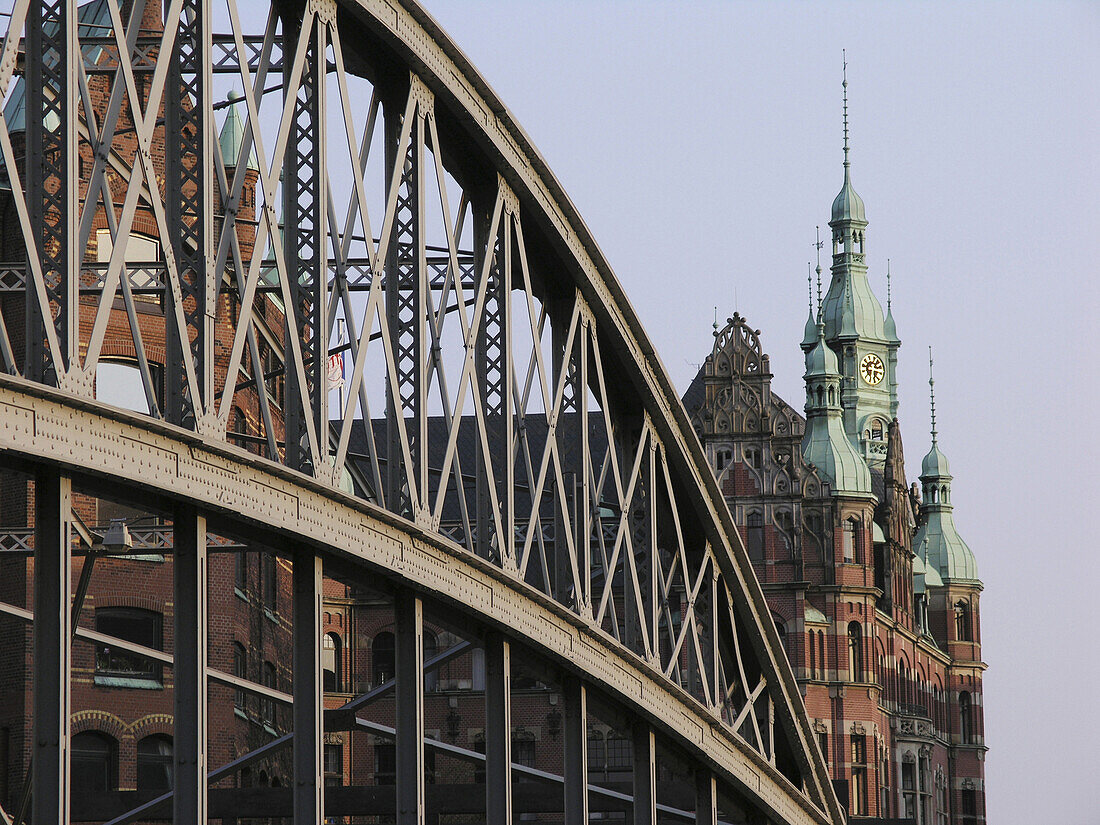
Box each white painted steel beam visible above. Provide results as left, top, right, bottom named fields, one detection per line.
left=0, top=378, right=832, bottom=825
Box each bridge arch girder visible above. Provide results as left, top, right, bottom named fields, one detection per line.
left=0, top=0, right=841, bottom=821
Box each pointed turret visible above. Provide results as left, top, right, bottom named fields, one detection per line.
left=914, top=350, right=978, bottom=582
left=883, top=259, right=900, bottom=343
left=815, top=55, right=900, bottom=461
left=800, top=321, right=872, bottom=496
left=219, top=90, right=259, bottom=173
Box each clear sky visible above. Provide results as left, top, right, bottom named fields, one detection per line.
left=420, top=2, right=1099, bottom=823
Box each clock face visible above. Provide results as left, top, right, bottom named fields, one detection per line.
left=859, top=353, right=885, bottom=385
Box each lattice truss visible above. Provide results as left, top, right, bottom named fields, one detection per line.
left=0, top=0, right=836, bottom=818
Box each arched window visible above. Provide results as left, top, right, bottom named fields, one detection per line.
left=323, top=632, right=342, bottom=693
left=954, top=601, right=971, bottom=642
left=95, top=359, right=157, bottom=415
left=746, top=513, right=765, bottom=563
left=847, top=622, right=863, bottom=682
left=818, top=631, right=826, bottom=679
left=871, top=419, right=884, bottom=441
left=773, top=619, right=787, bottom=657
left=137, top=735, right=173, bottom=791
left=372, top=631, right=395, bottom=687
left=808, top=631, right=816, bottom=679
left=71, top=731, right=117, bottom=797
left=959, top=692, right=972, bottom=744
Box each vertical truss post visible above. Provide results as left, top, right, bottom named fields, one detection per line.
left=472, top=194, right=496, bottom=560
left=283, top=8, right=328, bottom=474
left=551, top=294, right=580, bottom=607
left=173, top=505, right=208, bottom=822
left=694, top=769, right=718, bottom=825
left=623, top=419, right=650, bottom=656
left=632, top=722, right=656, bottom=825
left=646, top=440, right=658, bottom=662
left=395, top=590, right=424, bottom=825
left=166, top=0, right=214, bottom=425
left=484, top=632, right=512, bottom=823
left=32, top=470, right=71, bottom=825
left=25, top=0, right=78, bottom=383
left=385, top=85, right=423, bottom=516
left=562, top=676, right=588, bottom=825
left=293, top=549, right=324, bottom=822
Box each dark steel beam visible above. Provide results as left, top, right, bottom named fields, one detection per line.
left=32, top=470, right=71, bottom=825
left=293, top=549, right=324, bottom=822
left=563, top=675, right=588, bottom=825
left=395, top=591, right=425, bottom=824
left=633, top=722, right=656, bottom=825
left=484, top=632, right=512, bottom=823
left=173, top=505, right=208, bottom=822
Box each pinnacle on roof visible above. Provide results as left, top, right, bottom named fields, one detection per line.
left=830, top=52, right=866, bottom=225
left=921, top=347, right=950, bottom=478
left=884, top=258, right=899, bottom=342
left=219, top=89, right=259, bottom=173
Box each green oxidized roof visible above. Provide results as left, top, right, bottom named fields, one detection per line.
left=822, top=270, right=887, bottom=342
left=915, top=386, right=978, bottom=583
left=219, top=90, right=259, bottom=172
left=801, top=327, right=872, bottom=496
left=831, top=166, right=866, bottom=224
left=914, top=503, right=977, bottom=583
left=921, top=442, right=951, bottom=478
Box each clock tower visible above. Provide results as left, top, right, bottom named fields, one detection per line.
left=819, top=58, right=900, bottom=465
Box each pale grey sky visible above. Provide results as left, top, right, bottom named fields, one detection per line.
left=421, top=2, right=1099, bottom=823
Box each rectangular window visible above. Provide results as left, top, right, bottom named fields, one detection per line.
left=817, top=732, right=828, bottom=763
left=605, top=736, right=633, bottom=771
left=747, top=514, right=765, bottom=563
left=902, top=761, right=915, bottom=791
left=850, top=767, right=867, bottom=816
left=375, top=743, right=395, bottom=785
left=962, top=788, right=977, bottom=820
left=263, top=553, right=278, bottom=610
left=841, top=521, right=855, bottom=562
left=324, top=743, right=342, bottom=787
left=851, top=734, right=866, bottom=764
left=94, top=608, right=163, bottom=684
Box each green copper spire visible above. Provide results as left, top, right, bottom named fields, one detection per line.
left=219, top=90, right=259, bottom=173
left=801, top=319, right=872, bottom=497
left=802, top=262, right=818, bottom=350
left=914, top=351, right=978, bottom=582
left=884, top=259, right=899, bottom=342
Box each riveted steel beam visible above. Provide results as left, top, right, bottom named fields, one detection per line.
left=0, top=378, right=832, bottom=825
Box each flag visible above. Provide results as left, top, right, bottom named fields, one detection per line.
left=327, top=353, right=345, bottom=391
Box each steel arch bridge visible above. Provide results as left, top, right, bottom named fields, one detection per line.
left=0, top=1, right=842, bottom=823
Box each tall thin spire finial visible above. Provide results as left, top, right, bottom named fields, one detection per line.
left=713, top=306, right=719, bottom=333
left=928, top=346, right=938, bottom=444
left=807, top=263, right=814, bottom=317
left=842, top=50, right=850, bottom=172
left=814, top=226, right=824, bottom=317
left=887, top=258, right=892, bottom=313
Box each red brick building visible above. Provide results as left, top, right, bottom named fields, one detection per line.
left=681, top=130, right=987, bottom=821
